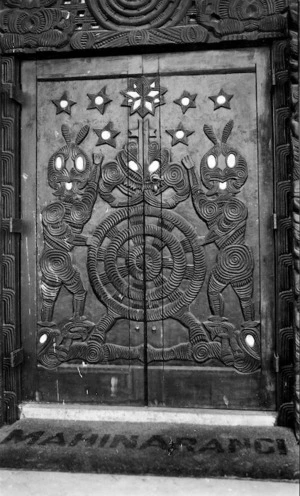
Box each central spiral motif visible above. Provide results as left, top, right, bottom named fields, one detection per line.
left=88, top=206, right=206, bottom=321
left=85, top=0, right=191, bottom=31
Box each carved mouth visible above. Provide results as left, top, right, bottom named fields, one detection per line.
left=65, top=182, right=73, bottom=191
left=219, top=181, right=227, bottom=190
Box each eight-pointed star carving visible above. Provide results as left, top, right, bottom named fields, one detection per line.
left=121, top=76, right=167, bottom=118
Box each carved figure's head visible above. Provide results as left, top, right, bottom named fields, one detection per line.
left=200, top=120, right=248, bottom=195
left=48, top=124, right=91, bottom=198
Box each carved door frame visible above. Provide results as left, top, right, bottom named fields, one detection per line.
left=0, top=0, right=298, bottom=439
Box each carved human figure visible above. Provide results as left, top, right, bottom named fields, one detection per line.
left=183, top=120, right=255, bottom=322
left=39, top=124, right=102, bottom=325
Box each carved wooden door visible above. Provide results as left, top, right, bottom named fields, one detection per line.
left=21, top=48, right=275, bottom=409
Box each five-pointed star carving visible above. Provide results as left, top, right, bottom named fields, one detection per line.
left=174, top=90, right=197, bottom=114
left=52, top=92, right=76, bottom=115
left=121, top=76, right=167, bottom=118
left=94, top=121, right=120, bottom=148
left=87, top=87, right=112, bottom=114
left=166, top=123, right=194, bottom=146
left=209, top=88, right=234, bottom=110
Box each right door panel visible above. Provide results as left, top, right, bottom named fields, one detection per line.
left=147, top=49, right=275, bottom=409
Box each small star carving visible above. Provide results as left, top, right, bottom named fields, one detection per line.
left=174, top=90, right=197, bottom=114
left=94, top=122, right=120, bottom=148
left=209, top=88, right=233, bottom=110
left=52, top=92, right=76, bottom=115
left=87, top=87, right=112, bottom=114
left=166, top=123, right=194, bottom=146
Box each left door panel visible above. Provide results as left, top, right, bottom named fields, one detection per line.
left=21, top=57, right=146, bottom=405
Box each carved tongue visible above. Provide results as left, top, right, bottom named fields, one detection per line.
left=219, top=182, right=227, bottom=190
left=65, top=182, right=73, bottom=191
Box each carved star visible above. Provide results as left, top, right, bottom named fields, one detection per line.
left=166, top=123, right=194, bottom=146
left=121, top=76, right=167, bottom=118
left=52, top=92, right=76, bottom=115
left=94, top=122, right=120, bottom=148
left=209, top=88, right=233, bottom=110
left=87, top=87, right=112, bottom=114
left=174, top=90, right=197, bottom=114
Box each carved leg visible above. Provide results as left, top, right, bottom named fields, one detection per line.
left=40, top=278, right=61, bottom=325
left=207, top=271, right=226, bottom=317
left=64, top=266, right=87, bottom=321
left=231, top=278, right=255, bottom=322
left=72, top=291, right=87, bottom=320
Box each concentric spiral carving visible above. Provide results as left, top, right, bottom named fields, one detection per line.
left=215, top=245, right=254, bottom=284
left=88, top=205, right=206, bottom=322
left=86, top=0, right=192, bottom=31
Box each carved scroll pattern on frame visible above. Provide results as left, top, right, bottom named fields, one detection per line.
left=0, top=56, right=22, bottom=424
left=288, top=0, right=299, bottom=441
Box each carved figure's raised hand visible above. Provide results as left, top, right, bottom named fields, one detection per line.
left=92, top=152, right=103, bottom=183
left=182, top=155, right=195, bottom=170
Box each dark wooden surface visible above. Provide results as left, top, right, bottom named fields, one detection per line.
left=21, top=48, right=276, bottom=409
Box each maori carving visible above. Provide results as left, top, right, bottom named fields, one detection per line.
left=85, top=0, right=193, bottom=31
left=39, top=124, right=102, bottom=325
left=121, top=77, right=167, bottom=118
left=182, top=120, right=260, bottom=372
left=0, top=1, right=288, bottom=52
left=0, top=3, right=75, bottom=51
left=94, top=122, right=120, bottom=148
left=87, top=206, right=206, bottom=323
left=196, top=0, right=288, bottom=39
left=70, top=25, right=209, bottom=51
left=166, top=123, right=194, bottom=147
left=0, top=56, right=22, bottom=423
left=183, top=120, right=255, bottom=321
left=38, top=205, right=208, bottom=368
left=99, top=120, right=191, bottom=208
left=174, top=91, right=197, bottom=114
left=209, top=88, right=234, bottom=110
left=288, top=0, right=300, bottom=440
left=87, top=87, right=112, bottom=115
left=52, top=92, right=76, bottom=116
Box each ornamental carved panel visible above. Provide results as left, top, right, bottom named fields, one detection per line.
left=0, top=0, right=288, bottom=53
left=20, top=49, right=275, bottom=408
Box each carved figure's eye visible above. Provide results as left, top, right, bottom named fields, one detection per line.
left=128, top=160, right=138, bottom=171
left=55, top=156, right=64, bottom=170
left=75, top=155, right=86, bottom=172
left=227, top=153, right=236, bottom=168
left=148, top=160, right=160, bottom=173
left=207, top=154, right=217, bottom=169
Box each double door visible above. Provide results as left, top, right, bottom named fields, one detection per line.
left=21, top=48, right=275, bottom=409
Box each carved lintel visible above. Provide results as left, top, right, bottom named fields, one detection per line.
left=196, top=0, right=288, bottom=39
left=0, top=1, right=289, bottom=53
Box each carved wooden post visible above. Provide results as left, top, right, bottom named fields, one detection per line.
left=289, top=0, right=300, bottom=441
left=0, top=55, right=22, bottom=425
left=0, top=53, right=3, bottom=426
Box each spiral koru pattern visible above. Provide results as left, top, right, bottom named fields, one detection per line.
left=86, top=0, right=191, bottom=31
left=214, top=245, right=254, bottom=285
left=88, top=206, right=206, bottom=322
left=42, top=202, right=65, bottom=225
left=40, top=249, right=74, bottom=283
